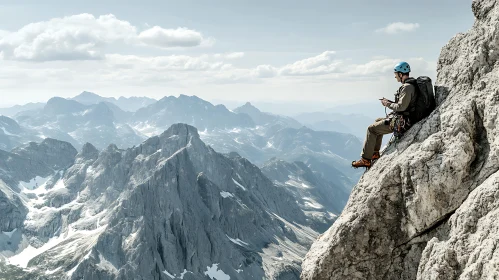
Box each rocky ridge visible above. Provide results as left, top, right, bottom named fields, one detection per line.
left=0, top=124, right=345, bottom=280
left=301, top=1, right=499, bottom=279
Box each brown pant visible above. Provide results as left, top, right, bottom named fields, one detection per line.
left=361, top=117, right=393, bottom=160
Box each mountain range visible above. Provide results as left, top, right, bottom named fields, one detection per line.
left=1, top=93, right=363, bottom=182
left=0, top=124, right=346, bottom=279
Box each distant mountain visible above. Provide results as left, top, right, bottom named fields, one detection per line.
left=114, top=96, right=158, bottom=112
left=15, top=98, right=143, bottom=150
left=131, top=96, right=361, bottom=179
left=72, top=91, right=157, bottom=112
left=131, top=95, right=255, bottom=135
left=200, top=125, right=362, bottom=179
left=213, top=100, right=333, bottom=116
left=11, top=138, right=78, bottom=171
left=99, top=101, right=133, bottom=122
left=0, top=116, right=42, bottom=151
left=267, top=126, right=358, bottom=160
left=0, top=124, right=332, bottom=279
left=71, top=91, right=112, bottom=105
left=5, top=94, right=362, bottom=183
left=0, top=103, right=45, bottom=117
left=44, top=97, right=87, bottom=116
left=234, top=102, right=302, bottom=128
left=297, top=156, right=354, bottom=192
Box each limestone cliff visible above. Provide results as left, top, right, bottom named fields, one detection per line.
left=301, top=0, right=499, bottom=279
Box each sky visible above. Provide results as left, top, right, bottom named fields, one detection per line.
left=0, top=0, right=474, bottom=108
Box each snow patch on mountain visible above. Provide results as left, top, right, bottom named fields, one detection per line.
left=204, top=264, right=230, bottom=280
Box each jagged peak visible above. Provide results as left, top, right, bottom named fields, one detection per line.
left=104, top=143, right=120, bottom=153
left=46, top=96, right=75, bottom=104
left=44, top=97, right=86, bottom=114
left=41, top=137, right=72, bottom=146
left=178, top=94, right=196, bottom=99
left=160, top=123, right=200, bottom=140
left=215, top=104, right=228, bottom=110
left=79, top=143, right=99, bottom=160
left=235, top=102, right=261, bottom=113
left=11, top=138, right=76, bottom=155
left=76, top=91, right=102, bottom=98
left=156, top=94, right=214, bottom=107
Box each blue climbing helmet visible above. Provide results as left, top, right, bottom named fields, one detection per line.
left=394, top=61, right=411, bottom=74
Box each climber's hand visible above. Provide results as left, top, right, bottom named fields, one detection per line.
left=380, top=98, right=391, bottom=107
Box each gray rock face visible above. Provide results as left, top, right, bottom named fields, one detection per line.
left=0, top=123, right=330, bottom=280
left=301, top=1, right=499, bottom=279
left=0, top=179, right=28, bottom=233
left=11, top=138, right=77, bottom=170
left=0, top=138, right=76, bottom=238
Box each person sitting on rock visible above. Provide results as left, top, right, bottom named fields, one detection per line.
left=351, top=61, right=415, bottom=169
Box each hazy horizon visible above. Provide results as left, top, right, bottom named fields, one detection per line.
left=0, top=0, right=474, bottom=107
left=0, top=91, right=383, bottom=118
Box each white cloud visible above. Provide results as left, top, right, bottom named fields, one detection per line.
left=0, top=30, right=9, bottom=39
left=0, top=14, right=213, bottom=61
left=208, top=69, right=260, bottom=84
left=138, top=26, right=213, bottom=48
left=225, top=52, right=245, bottom=59
left=253, top=65, right=278, bottom=78
left=346, top=58, right=399, bottom=76
left=212, top=52, right=245, bottom=60
left=99, top=52, right=436, bottom=86
left=0, top=14, right=136, bottom=61
left=105, top=54, right=231, bottom=71
left=376, top=22, right=420, bottom=34
left=278, top=51, right=343, bottom=76
left=0, top=49, right=436, bottom=108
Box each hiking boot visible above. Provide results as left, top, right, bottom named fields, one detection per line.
left=351, top=158, right=371, bottom=169
left=372, top=151, right=380, bottom=161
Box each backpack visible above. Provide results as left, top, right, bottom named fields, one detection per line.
left=404, top=76, right=436, bottom=122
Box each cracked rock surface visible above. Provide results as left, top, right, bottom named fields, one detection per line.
left=301, top=0, right=499, bottom=279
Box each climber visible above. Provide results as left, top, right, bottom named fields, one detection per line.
left=351, top=61, right=415, bottom=169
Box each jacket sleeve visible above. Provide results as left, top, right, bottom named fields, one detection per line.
left=388, top=84, right=415, bottom=112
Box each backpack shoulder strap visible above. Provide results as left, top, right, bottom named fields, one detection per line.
left=401, top=77, right=419, bottom=114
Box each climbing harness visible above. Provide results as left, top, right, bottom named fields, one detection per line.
left=390, top=114, right=411, bottom=139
